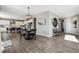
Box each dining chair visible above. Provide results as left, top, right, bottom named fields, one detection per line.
left=29, top=29, right=36, bottom=40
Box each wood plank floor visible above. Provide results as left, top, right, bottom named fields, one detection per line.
left=3, top=33, right=79, bottom=53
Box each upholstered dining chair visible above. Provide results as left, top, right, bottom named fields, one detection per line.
left=29, top=29, right=36, bottom=40
left=53, top=28, right=60, bottom=36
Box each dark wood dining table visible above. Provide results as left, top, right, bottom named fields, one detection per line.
left=20, top=28, right=36, bottom=40
left=20, top=29, right=33, bottom=40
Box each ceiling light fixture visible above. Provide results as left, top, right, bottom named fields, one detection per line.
left=26, top=6, right=33, bottom=20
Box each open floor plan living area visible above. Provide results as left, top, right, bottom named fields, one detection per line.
left=0, top=5, right=79, bottom=53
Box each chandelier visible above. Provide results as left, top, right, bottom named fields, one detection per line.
left=26, top=6, right=33, bottom=20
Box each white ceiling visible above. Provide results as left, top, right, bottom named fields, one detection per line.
left=0, top=5, right=79, bottom=19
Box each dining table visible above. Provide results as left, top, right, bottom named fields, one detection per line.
left=24, top=29, right=33, bottom=40
left=20, top=29, right=32, bottom=40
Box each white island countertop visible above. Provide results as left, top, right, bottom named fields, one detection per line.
left=0, top=32, right=4, bottom=53
left=0, top=27, right=6, bottom=53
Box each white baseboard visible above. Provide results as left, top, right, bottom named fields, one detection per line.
left=36, top=33, right=52, bottom=37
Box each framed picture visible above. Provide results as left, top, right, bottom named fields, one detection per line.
left=73, top=20, right=77, bottom=28
left=38, top=19, right=46, bottom=25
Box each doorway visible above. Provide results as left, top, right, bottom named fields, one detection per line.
left=61, top=20, right=64, bottom=32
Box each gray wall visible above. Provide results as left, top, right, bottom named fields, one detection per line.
left=35, top=11, right=60, bottom=37
left=35, top=11, right=50, bottom=37
left=64, top=14, right=79, bottom=34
